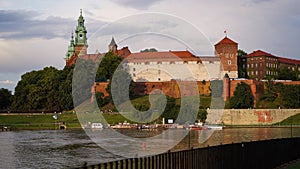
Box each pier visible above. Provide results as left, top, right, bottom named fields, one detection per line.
left=75, top=137, right=300, bottom=169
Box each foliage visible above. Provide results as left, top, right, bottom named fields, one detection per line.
left=140, top=48, right=158, bottom=52
left=210, top=80, right=223, bottom=98
left=230, top=82, right=254, bottom=108
left=95, top=52, right=122, bottom=82
left=58, top=65, right=74, bottom=110
left=12, top=66, right=75, bottom=112
left=237, top=49, right=247, bottom=78
left=281, top=85, right=300, bottom=108
left=257, top=82, right=300, bottom=109
left=0, top=88, right=12, bottom=110
left=72, top=59, right=97, bottom=106
left=278, top=67, right=298, bottom=81
left=198, top=109, right=207, bottom=122
left=95, top=92, right=105, bottom=107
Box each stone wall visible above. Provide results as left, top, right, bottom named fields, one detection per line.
left=206, top=109, right=300, bottom=125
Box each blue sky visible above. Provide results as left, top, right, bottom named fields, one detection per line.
left=0, top=0, right=300, bottom=92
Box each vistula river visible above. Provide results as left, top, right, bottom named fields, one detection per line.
left=0, top=127, right=300, bottom=169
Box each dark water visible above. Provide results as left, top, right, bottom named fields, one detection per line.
left=0, top=127, right=299, bottom=169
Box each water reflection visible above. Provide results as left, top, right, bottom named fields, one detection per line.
left=0, top=127, right=299, bottom=168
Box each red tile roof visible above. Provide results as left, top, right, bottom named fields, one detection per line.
left=278, top=57, right=300, bottom=65
left=247, top=50, right=300, bottom=65
left=247, top=50, right=277, bottom=58
left=215, top=37, right=238, bottom=46
left=125, top=50, right=202, bottom=63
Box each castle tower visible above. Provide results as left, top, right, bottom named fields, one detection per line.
left=65, top=32, right=75, bottom=61
left=108, top=37, right=118, bottom=53
left=215, top=36, right=238, bottom=78
left=65, top=9, right=88, bottom=67
left=74, top=9, right=88, bottom=56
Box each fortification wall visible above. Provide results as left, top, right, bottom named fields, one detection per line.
left=128, top=62, right=220, bottom=82
left=206, top=109, right=300, bottom=125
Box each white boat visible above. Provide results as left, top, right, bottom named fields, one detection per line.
left=91, top=123, right=103, bottom=129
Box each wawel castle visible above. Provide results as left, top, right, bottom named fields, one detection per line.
left=65, top=11, right=300, bottom=105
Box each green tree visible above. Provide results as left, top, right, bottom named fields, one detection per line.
left=238, top=49, right=247, bottom=78
left=0, top=88, right=12, bottom=110
left=210, top=80, right=223, bottom=98
left=72, top=58, right=97, bottom=106
left=230, top=82, right=254, bottom=108
left=140, top=48, right=158, bottom=52
left=96, top=52, right=122, bottom=82
left=12, top=66, right=74, bottom=112
left=198, top=109, right=207, bottom=122
left=95, top=92, right=105, bottom=107
left=58, top=65, right=74, bottom=110
left=281, top=85, right=300, bottom=108
left=278, top=67, right=297, bottom=81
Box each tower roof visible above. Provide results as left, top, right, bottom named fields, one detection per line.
left=109, top=37, right=117, bottom=47
left=247, top=50, right=276, bottom=58
left=215, top=36, right=238, bottom=46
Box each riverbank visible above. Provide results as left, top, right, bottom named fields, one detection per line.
left=0, top=111, right=130, bottom=130
left=1, top=110, right=300, bottom=130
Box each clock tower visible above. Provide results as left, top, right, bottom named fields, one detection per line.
left=74, top=9, right=88, bottom=56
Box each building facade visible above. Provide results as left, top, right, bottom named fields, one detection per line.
left=241, top=50, right=300, bottom=80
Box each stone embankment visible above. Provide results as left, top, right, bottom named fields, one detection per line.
left=206, top=109, right=300, bottom=125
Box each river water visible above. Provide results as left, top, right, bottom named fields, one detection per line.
left=0, top=127, right=299, bottom=169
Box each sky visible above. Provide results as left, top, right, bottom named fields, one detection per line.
left=0, top=0, right=300, bottom=92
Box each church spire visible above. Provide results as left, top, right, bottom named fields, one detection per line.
left=66, top=31, right=75, bottom=60
left=108, top=37, right=117, bottom=52
left=75, top=9, right=87, bottom=46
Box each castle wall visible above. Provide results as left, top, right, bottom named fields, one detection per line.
left=206, top=109, right=300, bottom=125
left=126, top=60, right=221, bottom=82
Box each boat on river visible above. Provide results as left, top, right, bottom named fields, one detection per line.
left=204, top=125, right=223, bottom=130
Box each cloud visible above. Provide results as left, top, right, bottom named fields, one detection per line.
left=0, top=10, right=75, bottom=39
left=111, top=0, right=163, bottom=9
left=0, top=80, right=15, bottom=85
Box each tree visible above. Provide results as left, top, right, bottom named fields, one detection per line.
left=0, top=88, right=12, bottom=110
left=278, top=67, right=297, bottom=81
left=58, top=65, right=74, bottom=111
left=12, top=67, right=63, bottom=112
left=96, top=52, right=122, bottom=82
left=281, top=85, right=300, bottom=108
left=238, top=49, right=247, bottom=78
left=230, top=82, right=254, bottom=108
left=140, top=48, right=158, bottom=52
left=198, top=109, right=207, bottom=122
left=95, top=92, right=105, bottom=107
left=72, top=58, right=97, bottom=106
left=210, top=80, right=223, bottom=98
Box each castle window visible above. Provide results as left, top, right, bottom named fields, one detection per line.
left=133, top=68, right=136, bottom=71
left=225, top=53, right=229, bottom=58
left=158, top=78, right=161, bottom=81
left=133, top=73, right=136, bottom=77
left=228, top=60, right=231, bottom=65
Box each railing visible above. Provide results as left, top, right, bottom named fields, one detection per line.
left=75, top=137, right=300, bottom=169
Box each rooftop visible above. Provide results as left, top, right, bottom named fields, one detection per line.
left=215, top=36, right=238, bottom=46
